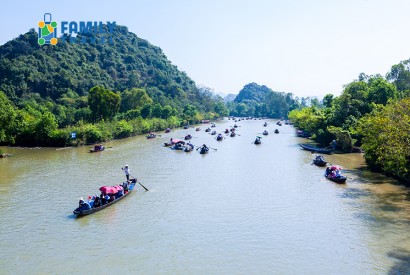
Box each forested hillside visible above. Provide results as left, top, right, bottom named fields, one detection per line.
left=227, top=82, right=300, bottom=118
left=0, top=25, right=228, bottom=146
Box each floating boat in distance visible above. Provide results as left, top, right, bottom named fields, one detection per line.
left=254, top=136, right=262, bottom=144
left=90, top=145, right=105, bottom=153
left=312, top=155, right=327, bottom=166
left=299, top=144, right=332, bottom=154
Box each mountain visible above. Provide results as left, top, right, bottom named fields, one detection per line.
left=227, top=82, right=300, bottom=118
left=0, top=25, right=229, bottom=146
left=234, top=83, right=272, bottom=103
left=0, top=25, right=220, bottom=114
left=224, top=94, right=236, bottom=103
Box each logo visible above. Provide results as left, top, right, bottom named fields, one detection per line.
left=38, top=13, right=58, bottom=45
left=37, top=13, right=116, bottom=45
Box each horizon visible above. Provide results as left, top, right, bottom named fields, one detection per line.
left=1, top=0, right=409, bottom=99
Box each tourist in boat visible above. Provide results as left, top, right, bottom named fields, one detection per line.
left=122, top=165, right=130, bottom=181
left=93, top=195, right=102, bottom=208
left=77, top=197, right=91, bottom=211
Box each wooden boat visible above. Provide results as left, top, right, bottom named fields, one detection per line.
left=165, top=128, right=171, bottom=133
left=211, top=131, right=217, bottom=135
left=224, top=129, right=229, bottom=134
left=234, top=124, right=238, bottom=128
left=184, top=144, right=194, bottom=152
left=325, top=166, right=346, bottom=183
left=211, top=123, right=216, bottom=128
left=183, top=125, right=189, bottom=129
left=73, top=180, right=136, bottom=216
left=263, top=122, right=268, bottom=127
left=230, top=132, right=236, bottom=137
left=312, top=157, right=327, bottom=166
left=254, top=137, right=262, bottom=144
left=216, top=134, right=224, bottom=141
left=205, top=128, right=211, bottom=132
left=164, top=139, right=182, bottom=147
left=146, top=133, right=156, bottom=139
left=199, top=146, right=209, bottom=154
left=184, top=134, right=192, bottom=140
left=196, top=127, right=201, bottom=131
left=325, top=175, right=347, bottom=183
left=274, top=129, right=279, bottom=134
left=0, top=153, right=12, bottom=158
left=262, top=131, right=269, bottom=136
left=171, top=141, right=185, bottom=150
left=299, top=144, right=332, bottom=154
left=90, top=145, right=105, bottom=153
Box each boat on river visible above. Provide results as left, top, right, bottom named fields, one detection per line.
left=90, top=145, right=105, bottom=153
left=312, top=155, right=327, bottom=167
left=325, top=166, right=347, bottom=183
left=254, top=136, right=262, bottom=144
left=73, top=180, right=136, bottom=216
left=299, top=144, right=332, bottom=154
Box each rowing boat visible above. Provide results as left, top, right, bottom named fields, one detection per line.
left=73, top=180, right=136, bottom=216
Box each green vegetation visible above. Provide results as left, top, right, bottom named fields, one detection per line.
left=227, top=83, right=300, bottom=118
left=0, top=25, right=228, bottom=146
left=289, top=60, right=410, bottom=183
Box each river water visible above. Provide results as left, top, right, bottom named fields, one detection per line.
left=1, top=118, right=410, bottom=274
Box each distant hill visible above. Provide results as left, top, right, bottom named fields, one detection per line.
left=234, top=83, right=272, bottom=103
left=224, top=94, right=236, bottom=103
left=227, top=82, right=300, bottom=118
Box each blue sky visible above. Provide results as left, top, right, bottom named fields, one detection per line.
left=1, top=0, right=409, bottom=98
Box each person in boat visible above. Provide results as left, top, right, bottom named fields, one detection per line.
left=122, top=181, right=129, bottom=193
left=202, top=144, right=209, bottom=151
left=93, top=195, right=102, bottom=208
left=77, top=197, right=91, bottom=211
left=122, top=165, right=130, bottom=181
left=187, top=142, right=194, bottom=150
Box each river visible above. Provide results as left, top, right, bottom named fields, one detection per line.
left=1, top=118, right=409, bottom=274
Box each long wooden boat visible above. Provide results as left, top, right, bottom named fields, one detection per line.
left=299, top=144, right=332, bottom=154
left=73, top=181, right=136, bottom=216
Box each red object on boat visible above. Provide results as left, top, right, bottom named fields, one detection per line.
left=99, top=185, right=123, bottom=195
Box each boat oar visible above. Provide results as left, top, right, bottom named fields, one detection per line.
left=209, top=147, right=217, bottom=151
left=130, top=174, right=149, bottom=191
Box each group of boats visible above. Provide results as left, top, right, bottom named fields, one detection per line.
left=78, top=118, right=345, bottom=218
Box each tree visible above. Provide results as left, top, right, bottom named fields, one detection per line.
left=368, top=77, right=398, bottom=105
left=322, top=94, right=334, bottom=108
left=88, top=86, right=120, bottom=121
left=119, top=88, right=152, bottom=112
left=0, top=91, right=16, bottom=143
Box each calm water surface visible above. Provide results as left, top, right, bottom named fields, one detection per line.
left=1, top=119, right=410, bottom=274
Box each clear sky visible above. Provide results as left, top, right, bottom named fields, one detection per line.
left=1, top=0, right=409, bottom=98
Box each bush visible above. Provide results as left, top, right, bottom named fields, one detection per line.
left=114, top=120, right=133, bottom=139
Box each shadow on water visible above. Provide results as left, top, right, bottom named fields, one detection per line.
left=388, top=249, right=410, bottom=275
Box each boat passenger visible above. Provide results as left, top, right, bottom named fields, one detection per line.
left=109, top=194, right=115, bottom=203
left=77, top=197, right=91, bottom=211
left=93, top=196, right=101, bottom=208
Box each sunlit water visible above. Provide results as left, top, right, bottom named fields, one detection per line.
left=1, top=119, right=410, bottom=274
